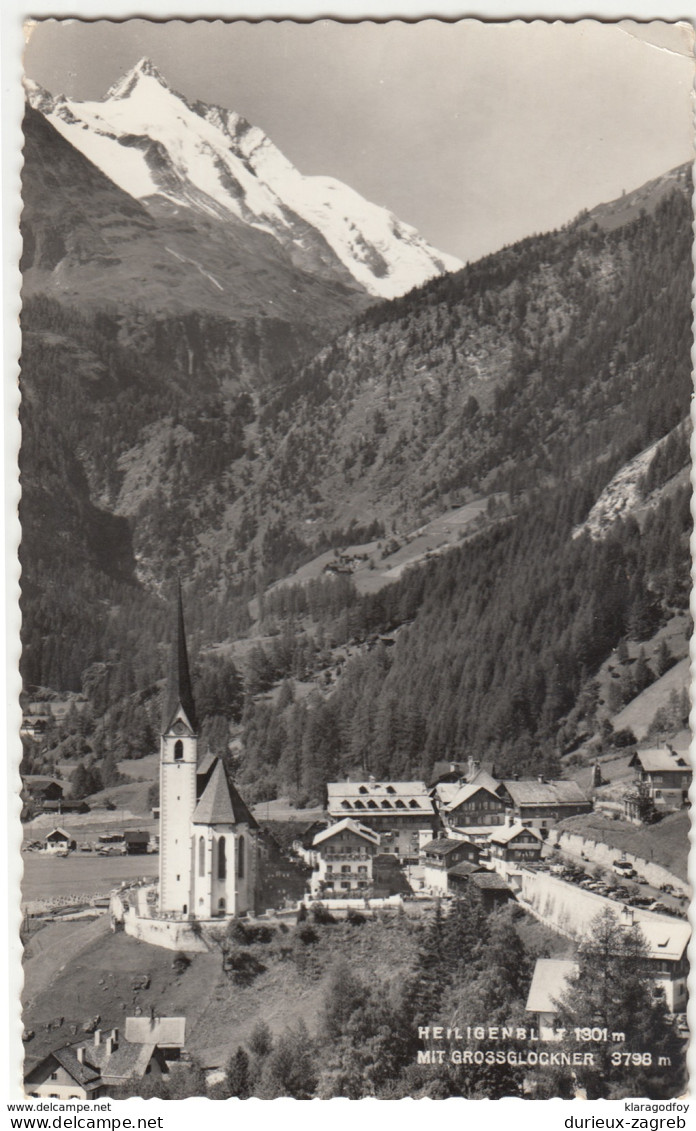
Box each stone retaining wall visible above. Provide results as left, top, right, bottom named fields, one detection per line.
left=547, top=829, right=689, bottom=896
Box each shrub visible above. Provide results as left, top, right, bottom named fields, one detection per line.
left=296, top=923, right=318, bottom=945
left=310, top=902, right=335, bottom=925
left=222, top=948, right=266, bottom=984
left=172, top=951, right=191, bottom=974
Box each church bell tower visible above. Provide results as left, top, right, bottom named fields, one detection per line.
left=159, top=582, right=198, bottom=914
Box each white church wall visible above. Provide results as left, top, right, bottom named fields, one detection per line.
left=160, top=728, right=197, bottom=913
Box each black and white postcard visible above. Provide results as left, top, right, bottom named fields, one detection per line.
left=9, top=8, right=695, bottom=1113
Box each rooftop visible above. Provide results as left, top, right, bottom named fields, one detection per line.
left=630, top=747, right=691, bottom=774
left=468, top=871, right=511, bottom=891
left=445, top=780, right=503, bottom=811
left=525, top=959, right=577, bottom=1014
left=327, top=780, right=434, bottom=815
left=489, top=822, right=543, bottom=846
left=633, top=915, right=690, bottom=962
left=125, top=1016, right=186, bottom=1047
left=313, top=817, right=380, bottom=847
left=422, top=837, right=471, bottom=859
left=191, top=759, right=258, bottom=828
left=447, top=860, right=484, bottom=878
left=24, top=1046, right=101, bottom=1090
left=88, top=1040, right=156, bottom=1083
left=503, top=779, right=590, bottom=806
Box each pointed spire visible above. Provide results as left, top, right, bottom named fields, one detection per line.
left=162, top=578, right=198, bottom=732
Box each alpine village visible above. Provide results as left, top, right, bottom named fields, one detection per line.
left=19, top=59, right=692, bottom=1103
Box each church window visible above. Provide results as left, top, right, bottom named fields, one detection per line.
left=174, top=740, right=183, bottom=761
left=237, top=836, right=245, bottom=879
left=218, top=837, right=227, bottom=880
left=198, top=836, right=205, bottom=877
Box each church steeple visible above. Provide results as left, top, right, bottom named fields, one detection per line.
left=162, top=579, right=198, bottom=732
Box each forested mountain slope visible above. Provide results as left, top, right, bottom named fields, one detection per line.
left=19, top=159, right=692, bottom=801
left=224, top=167, right=691, bottom=577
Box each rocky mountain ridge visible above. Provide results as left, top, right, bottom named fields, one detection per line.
left=25, top=58, right=462, bottom=301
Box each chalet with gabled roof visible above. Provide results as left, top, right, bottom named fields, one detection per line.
left=310, top=817, right=380, bottom=896
left=443, top=779, right=507, bottom=831
left=502, top=779, right=591, bottom=829
left=628, top=745, right=691, bottom=811
left=489, top=822, right=543, bottom=867
left=421, top=835, right=480, bottom=894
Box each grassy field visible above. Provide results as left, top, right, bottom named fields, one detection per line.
left=21, top=853, right=158, bottom=904
left=22, top=901, right=570, bottom=1076
left=557, top=810, right=690, bottom=882
left=612, top=656, right=690, bottom=739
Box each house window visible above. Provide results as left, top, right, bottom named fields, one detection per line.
left=174, top=740, right=183, bottom=761
left=50, top=1072, right=58, bottom=1081
left=198, top=836, right=205, bottom=877
left=218, top=837, right=227, bottom=880
left=237, top=836, right=245, bottom=879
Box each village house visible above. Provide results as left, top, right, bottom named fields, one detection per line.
left=488, top=823, right=543, bottom=872
left=443, top=779, right=508, bottom=831
left=421, top=836, right=480, bottom=894
left=626, top=910, right=690, bottom=1013
left=501, top=779, right=592, bottom=829
left=310, top=817, right=380, bottom=896
left=446, top=859, right=487, bottom=895
left=627, top=746, right=691, bottom=812
left=526, top=911, right=690, bottom=1021
left=124, top=1016, right=186, bottom=1060
left=23, top=1028, right=168, bottom=1099
left=43, top=827, right=75, bottom=854
left=20, top=717, right=48, bottom=741
left=22, top=776, right=64, bottom=805
left=326, top=780, right=437, bottom=862
left=123, top=830, right=150, bottom=855
left=465, top=870, right=513, bottom=910
left=525, top=958, right=577, bottom=1039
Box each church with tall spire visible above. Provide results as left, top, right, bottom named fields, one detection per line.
left=159, top=582, right=259, bottom=919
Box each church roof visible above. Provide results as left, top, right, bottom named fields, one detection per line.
left=192, top=759, right=258, bottom=827
left=162, top=581, right=198, bottom=732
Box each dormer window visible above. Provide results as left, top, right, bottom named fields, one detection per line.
left=386, top=786, right=396, bottom=794
left=381, top=800, right=392, bottom=809
left=409, top=799, right=420, bottom=809
left=395, top=799, right=406, bottom=809
left=358, top=786, right=368, bottom=795
left=341, top=800, right=351, bottom=809
left=367, top=800, right=378, bottom=809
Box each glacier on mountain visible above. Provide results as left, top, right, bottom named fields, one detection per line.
left=25, top=58, right=462, bottom=300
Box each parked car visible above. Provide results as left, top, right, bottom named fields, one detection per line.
left=612, top=860, right=636, bottom=878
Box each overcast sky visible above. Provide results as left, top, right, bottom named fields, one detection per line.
left=23, top=18, right=694, bottom=263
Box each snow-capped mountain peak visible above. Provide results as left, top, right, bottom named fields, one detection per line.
left=25, top=61, right=463, bottom=299
left=106, top=57, right=170, bottom=100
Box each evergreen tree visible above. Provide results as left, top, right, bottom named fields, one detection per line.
left=225, top=1047, right=251, bottom=1098
left=556, top=908, right=682, bottom=1098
